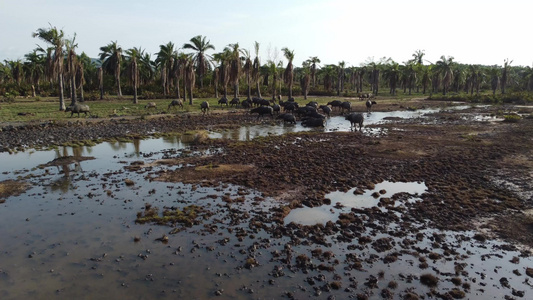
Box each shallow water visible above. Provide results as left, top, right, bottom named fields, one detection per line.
left=285, top=181, right=427, bottom=225
left=1, top=104, right=532, bottom=299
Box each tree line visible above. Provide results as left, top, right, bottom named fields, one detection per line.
left=1, top=24, right=533, bottom=110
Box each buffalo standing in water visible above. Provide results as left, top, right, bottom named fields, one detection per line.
left=250, top=106, right=274, bottom=119
left=345, top=113, right=364, bottom=131
left=366, top=100, right=377, bottom=113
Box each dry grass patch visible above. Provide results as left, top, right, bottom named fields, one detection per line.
left=0, top=180, right=30, bottom=201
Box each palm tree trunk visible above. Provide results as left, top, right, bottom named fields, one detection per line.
left=70, top=74, right=77, bottom=106
left=58, top=73, right=66, bottom=111
left=256, top=82, right=262, bottom=98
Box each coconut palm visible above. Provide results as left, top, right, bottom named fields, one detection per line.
left=368, top=62, right=381, bottom=95
left=183, top=35, right=215, bottom=89
left=23, top=49, right=45, bottom=96
left=252, top=41, right=262, bottom=98
left=125, top=47, right=142, bottom=104
left=5, top=59, right=24, bottom=86
left=242, top=48, right=253, bottom=101
left=489, top=66, right=500, bottom=96
left=155, top=41, right=177, bottom=96
left=64, top=35, right=79, bottom=105
left=33, top=25, right=66, bottom=110
left=383, top=61, right=400, bottom=95
left=282, top=48, right=295, bottom=99
left=411, top=49, right=425, bottom=65
left=300, top=62, right=311, bottom=100
left=184, top=55, right=196, bottom=104
left=336, top=61, right=346, bottom=96
left=435, top=55, right=455, bottom=95
left=501, top=59, right=512, bottom=94
left=99, top=41, right=123, bottom=97
left=266, top=60, right=280, bottom=100
left=307, top=56, right=321, bottom=88
left=226, top=43, right=243, bottom=100
left=420, top=65, right=432, bottom=95
left=213, top=50, right=231, bottom=100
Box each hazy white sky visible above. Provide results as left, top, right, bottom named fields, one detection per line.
left=1, top=0, right=531, bottom=67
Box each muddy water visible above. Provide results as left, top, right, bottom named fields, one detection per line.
left=285, top=181, right=427, bottom=225
left=1, top=106, right=531, bottom=299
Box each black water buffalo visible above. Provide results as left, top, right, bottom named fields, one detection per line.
left=340, top=101, right=351, bottom=114
left=345, top=113, right=364, bottom=131
left=200, top=101, right=210, bottom=115
left=319, top=105, right=331, bottom=117
left=301, top=116, right=325, bottom=127
left=277, top=113, right=296, bottom=124
left=230, top=97, right=240, bottom=107
left=218, top=97, right=229, bottom=107
left=327, top=100, right=343, bottom=111
left=168, top=99, right=183, bottom=110
left=366, top=100, right=377, bottom=113
left=250, top=106, right=274, bottom=119
left=272, top=104, right=281, bottom=114
left=241, top=99, right=252, bottom=108
left=295, top=106, right=317, bottom=117
left=306, top=101, right=318, bottom=109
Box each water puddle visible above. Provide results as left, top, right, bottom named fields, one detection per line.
left=285, top=181, right=427, bottom=225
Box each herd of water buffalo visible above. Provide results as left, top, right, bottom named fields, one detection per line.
left=62, top=95, right=376, bottom=131
left=200, top=96, right=376, bottom=131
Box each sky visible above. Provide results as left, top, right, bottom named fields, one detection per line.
left=1, top=0, right=531, bottom=68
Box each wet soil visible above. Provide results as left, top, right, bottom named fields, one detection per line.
left=1, top=98, right=533, bottom=299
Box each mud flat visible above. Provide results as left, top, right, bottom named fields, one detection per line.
left=1, top=101, right=533, bottom=299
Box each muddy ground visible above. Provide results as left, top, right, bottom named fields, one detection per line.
left=1, top=98, right=533, bottom=299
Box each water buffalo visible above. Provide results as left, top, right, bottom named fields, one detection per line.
left=327, top=100, right=343, bottom=111
left=366, top=100, right=377, bottom=113
left=200, top=101, right=210, bottom=115
left=241, top=99, right=252, bottom=109
left=218, top=97, right=229, bottom=107
left=306, top=101, right=318, bottom=109
left=168, top=99, right=183, bottom=110
left=277, top=113, right=296, bottom=124
left=340, top=101, right=351, bottom=114
left=272, top=104, right=281, bottom=114
left=145, top=102, right=157, bottom=109
left=65, top=103, right=90, bottom=117
left=230, top=97, right=240, bottom=107
left=345, top=113, right=364, bottom=131
left=301, top=116, right=325, bottom=127
left=319, top=105, right=331, bottom=117
left=250, top=106, right=274, bottom=119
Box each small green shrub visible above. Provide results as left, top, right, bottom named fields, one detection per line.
left=503, top=114, right=521, bottom=123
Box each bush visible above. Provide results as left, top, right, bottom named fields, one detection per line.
left=503, top=114, right=521, bottom=123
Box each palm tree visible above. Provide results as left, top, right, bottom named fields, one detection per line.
left=242, top=48, right=253, bottom=101
left=336, top=61, right=346, bottom=96
left=33, top=25, right=66, bottom=110
left=300, top=61, right=311, bottom=100
left=435, top=55, right=454, bottom=95
left=322, top=64, right=336, bottom=92
left=226, top=43, right=243, bottom=100
left=213, top=50, right=231, bottom=101
left=252, top=41, right=262, bottom=98
left=23, top=49, right=45, bottom=96
left=384, top=61, right=400, bottom=95
left=65, top=35, right=78, bottom=105
left=99, top=41, right=123, bottom=97
left=182, top=35, right=215, bottom=89
left=282, top=47, right=295, bottom=99
left=266, top=60, right=279, bottom=100
left=5, top=59, right=24, bottom=86
left=501, top=59, right=512, bottom=94
left=368, top=62, right=381, bottom=95
left=307, top=56, right=321, bottom=88
left=184, top=55, right=195, bottom=104
left=411, top=49, right=425, bottom=65
left=125, top=47, right=142, bottom=104
left=489, top=66, right=500, bottom=96
left=155, top=41, right=177, bottom=96
left=421, top=65, right=432, bottom=95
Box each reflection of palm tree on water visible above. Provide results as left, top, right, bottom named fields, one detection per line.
left=49, top=147, right=86, bottom=192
